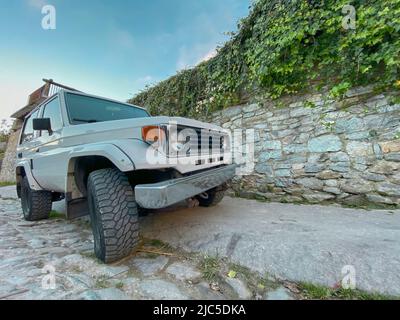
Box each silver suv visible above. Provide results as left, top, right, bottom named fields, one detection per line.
left=16, top=89, right=236, bottom=263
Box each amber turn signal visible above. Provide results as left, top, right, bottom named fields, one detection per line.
left=142, top=126, right=166, bottom=144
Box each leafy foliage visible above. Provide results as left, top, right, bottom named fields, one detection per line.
left=0, top=119, right=13, bottom=142
left=130, top=0, right=400, bottom=117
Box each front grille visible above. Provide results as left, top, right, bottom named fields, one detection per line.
left=169, top=125, right=229, bottom=158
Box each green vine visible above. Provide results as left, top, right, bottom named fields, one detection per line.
left=130, top=0, right=400, bottom=117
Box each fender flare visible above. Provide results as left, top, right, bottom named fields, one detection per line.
left=67, top=143, right=135, bottom=172
left=64, top=143, right=135, bottom=220
left=16, top=161, right=43, bottom=191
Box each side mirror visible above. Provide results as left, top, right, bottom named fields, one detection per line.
left=33, top=118, right=52, bottom=133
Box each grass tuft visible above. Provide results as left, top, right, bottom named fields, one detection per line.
left=115, top=282, right=124, bottom=290
left=0, top=181, right=15, bottom=187
left=49, top=210, right=65, bottom=220
left=299, top=282, right=397, bottom=300
left=199, top=255, right=221, bottom=281
left=95, top=275, right=111, bottom=289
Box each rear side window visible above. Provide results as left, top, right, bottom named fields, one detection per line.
left=42, top=97, right=63, bottom=135
left=20, top=110, right=39, bottom=144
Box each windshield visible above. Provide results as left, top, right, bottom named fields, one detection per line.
left=65, top=93, right=150, bottom=124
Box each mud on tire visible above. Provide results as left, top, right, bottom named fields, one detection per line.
left=21, top=176, right=52, bottom=221
left=87, top=168, right=139, bottom=263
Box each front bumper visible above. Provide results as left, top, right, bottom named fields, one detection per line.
left=134, top=164, right=237, bottom=209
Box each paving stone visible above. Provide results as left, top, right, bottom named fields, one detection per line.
left=225, top=277, right=252, bottom=299
left=137, top=279, right=189, bottom=300
left=362, top=173, right=386, bottom=182
left=194, top=282, right=226, bottom=300
left=385, top=153, right=400, bottom=162
left=80, top=288, right=130, bottom=300
left=131, top=256, right=169, bottom=276
left=64, top=273, right=96, bottom=290
left=165, top=262, right=202, bottom=281
left=265, top=287, right=294, bottom=300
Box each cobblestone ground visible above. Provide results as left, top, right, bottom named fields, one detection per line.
left=0, top=186, right=292, bottom=300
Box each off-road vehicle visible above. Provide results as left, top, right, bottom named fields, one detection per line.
left=16, top=89, right=236, bottom=263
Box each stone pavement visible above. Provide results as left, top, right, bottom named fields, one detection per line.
left=0, top=186, right=290, bottom=300
left=1, top=185, right=400, bottom=299
left=141, top=197, right=400, bottom=296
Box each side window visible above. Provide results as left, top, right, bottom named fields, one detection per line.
left=20, top=110, right=39, bottom=144
left=42, top=97, right=63, bottom=135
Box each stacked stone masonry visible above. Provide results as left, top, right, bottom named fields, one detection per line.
left=0, top=120, right=23, bottom=183
left=206, top=86, right=400, bottom=207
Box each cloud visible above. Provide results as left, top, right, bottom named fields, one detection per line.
left=174, top=7, right=234, bottom=70
left=0, top=79, right=34, bottom=120
left=176, top=44, right=217, bottom=71
left=135, top=75, right=154, bottom=86
left=108, top=24, right=135, bottom=50
left=114, top=29, right=134, bottom=49
left=198, top=49, right=217, bottom=63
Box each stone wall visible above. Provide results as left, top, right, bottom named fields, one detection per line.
left=207, top=86, right=400, bottom=208
left=0, top=141, right=6, bottom=169
left=0, top=120, right=23, bottom=183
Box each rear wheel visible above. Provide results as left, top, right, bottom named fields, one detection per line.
left=196, top=185, right=226, bottom=207
left=87, top=168, right=139, bottom=263
left=21, top=176, right=52, bottom=221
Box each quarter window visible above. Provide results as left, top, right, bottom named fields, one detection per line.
left=20, top=110, right=39, bottom=144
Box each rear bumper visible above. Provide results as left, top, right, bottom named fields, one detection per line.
left=134, top=164, right=237, bottom=209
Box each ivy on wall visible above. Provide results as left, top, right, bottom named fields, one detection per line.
left=129, top=0, right=400, bottom=117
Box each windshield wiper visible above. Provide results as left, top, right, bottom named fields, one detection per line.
left=73, top=118, right=98, bottom=123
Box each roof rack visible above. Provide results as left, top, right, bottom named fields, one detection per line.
left=11, top=79, right=81, bottom=119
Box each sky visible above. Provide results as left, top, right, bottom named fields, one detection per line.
left=0, top=0, right=251, bottom=122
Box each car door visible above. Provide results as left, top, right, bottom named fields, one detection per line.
left=32, top=96, right=66, bottom=192
left=18, top=108, right=42, bottom=172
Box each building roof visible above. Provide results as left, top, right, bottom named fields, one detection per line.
left=11, top=79, right=80, bottom=119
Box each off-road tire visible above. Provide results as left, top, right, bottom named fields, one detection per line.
left=87, top=168, right=139, bottom=263
left=21, top=176, right=52, bottom=221
left=196, top=185, right=226, bottom=207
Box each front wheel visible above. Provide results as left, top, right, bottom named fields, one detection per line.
left=196, top=185, right=226, bottom=207
left=21, top=176, right=52, bottom=221
left=87, top=168, right=139, bottom=263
